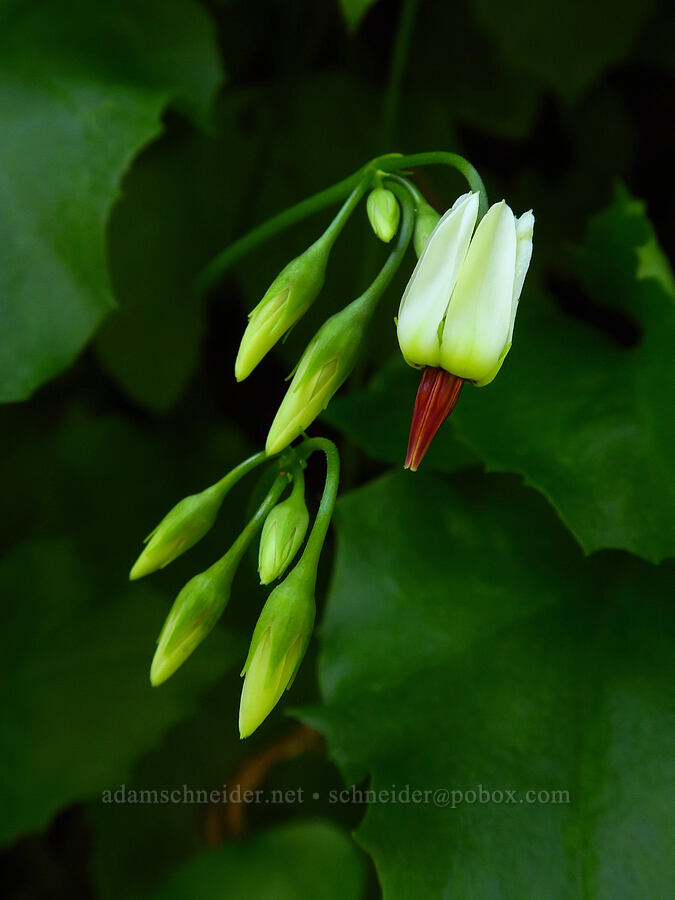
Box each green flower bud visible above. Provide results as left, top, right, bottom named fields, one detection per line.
left=367, top=187, right=400, bottom=243
left=150, top=555, right=235, bottom=686
left=239, top=563, right=315, bottom=738
left=265, top=298, right=368, bottom=455
left=258, top=472, right=309, bottom=585
left=413, top=199, right=441, bottom=258
left=235, top=236, right=331, bottom=382
left=130, top=485, right=223, bottom=581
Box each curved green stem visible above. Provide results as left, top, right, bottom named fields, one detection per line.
left=353, top=180, right=415, bottom=319
left=213, top=472, right=287, bottom=576
left=196, top=171, right=372, bottom=296
left=196, top=150, right=487, bottom=292
left=293, top=438, right=340, bottom=579
left=321, top=182, right=369, bottom=245
left=383, top=172, right=425, bottom=206
left=392, top=152, right=488, bottom=218
left=213, top=450, right=268, bottom=498
left=288, top=462, right=306, bottom=503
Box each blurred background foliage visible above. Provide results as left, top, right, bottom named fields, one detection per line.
left=0, top=0, right=673, bottom=897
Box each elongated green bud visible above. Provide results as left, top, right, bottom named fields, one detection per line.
left=130, top=452, right=266, bottom=580
left=235, top=236, right=331, bottom=382
left=367, top=187, right=400, bottom=243
left=413, top=198, right=441, bottom=257
left=149, top=471, right=287, bottom=685
left=239, top=562, right=315, bottom=738
left=150, top=555, right=235, bottom=686
left=130, top=485, right=223, bottom=581
left=258, top=471, right=309, bottom=585
left=265, top=297, right=369, bottom=455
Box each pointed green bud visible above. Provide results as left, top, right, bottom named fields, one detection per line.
left=235, top=236, right=331, bottom=381
left=367, top=187, right=400, bottom=243
left=150, top=555, right=235, bottom=686
left=413, top=199, right=441, bottom=257
left=258, top=473, right=309, bottom=585
left=130, top=485, right=223, bottom=581
left=265, top=299, right=367, bottom=455
left=239, top=563, right=315, bottom=738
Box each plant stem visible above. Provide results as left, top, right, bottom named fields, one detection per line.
left=293, top=438, right=340, bottom=578
left=383, top=172, right=425, bottom=205
left=393, top=152, right=488, bottom=218
left=381, top=0, right=420, bottom=144
left=196, top=172, right=370, bottom=296
left=213, top=472, right=287, bottom=577
left=321, top=182, right=369, bottom=245
left=214, top=450, right=269, bottom=497
left=354, top=180, right=414, bottom=319
left=289, top=463, right=305, bottom=500
left=196, top=150, right=487, bottom=291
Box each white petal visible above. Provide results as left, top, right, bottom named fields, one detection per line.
left=505, top=209, right=535, bottom=344
left=513, top=210, right=535, bottom=303
left=440, top=201, right=517, bottom=382
left=396, top=192, right=480, bottom=367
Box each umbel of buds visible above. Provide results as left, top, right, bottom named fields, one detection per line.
left=131, top=428, right=338, bottom=737
left=131, top=149, right=533, bottom=737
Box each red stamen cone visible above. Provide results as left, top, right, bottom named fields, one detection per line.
left=405, top=367, right=464, bottom=471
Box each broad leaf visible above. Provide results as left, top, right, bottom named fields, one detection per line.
left=0, top=539, right=239, bottom=846
left=0, top=408, right=252, bottom=847
left=451, top=188, right=675, bottom=562
left=471, top=0, right=655, bottom=99
left=0, top=0, right=222, bottom=402
left=97, top=94, right=260, bottom=411
left=152, top=820, right=366, bottom=899
left=304, top=472, right=674, bottom=898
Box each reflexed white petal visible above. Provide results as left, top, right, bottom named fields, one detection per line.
left=440, top=201, right=517, bottom=382
left=396, top=192, right=480, bottom=367
left=505, top=210, right=535, bottom=344
left=513, top=211, right=535, bottom=303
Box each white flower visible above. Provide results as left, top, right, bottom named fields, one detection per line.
left=397, top=194, right=534, bottom=385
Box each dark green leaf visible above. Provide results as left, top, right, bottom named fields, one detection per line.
left=0, top=404, right=256, bottom=847
left=152, top=820, right=366, bottom=900
left=97, top=93, right=261, bottom=411
left=304, top=472, right=674, bottom=898
left=0, top=539, right=239, bottom=846
left=88, top=676, right=249, bottom=900
left=451, top=188, right=675, bottom=562
left=471, top=0, right=655, bottom=99
left=0, top=0, right=222, bottom=402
